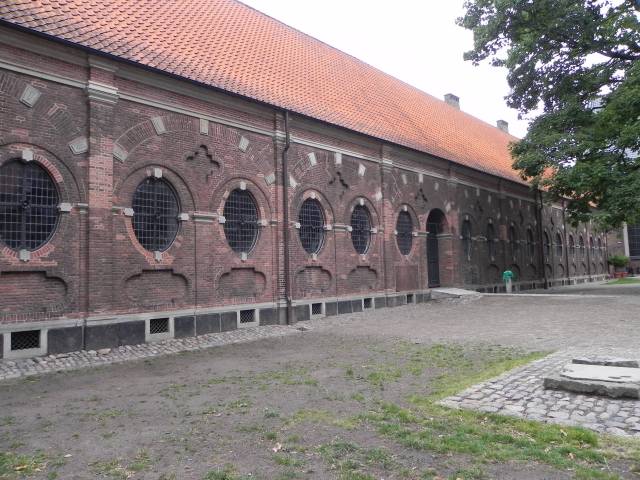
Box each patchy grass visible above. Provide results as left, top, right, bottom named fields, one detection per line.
left=318, top=440, right=396, bottom=479
left=204, top=465, right=254, bottom=480
left=0, top=452, right=47, bottom=478
left=354, top=344, right=638, bottom=479
left=606, top=277, right=640, bottom=285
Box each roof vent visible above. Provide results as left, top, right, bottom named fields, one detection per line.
left=444, top=93, right=460, bottom=109
left=497, top=120, right=509, bottom=133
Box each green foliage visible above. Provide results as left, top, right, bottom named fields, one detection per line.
left=607, top=254, right=630, bottom=267
left=458, top=0, right=640, bottom=228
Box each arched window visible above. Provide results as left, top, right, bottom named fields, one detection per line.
left=555, top=232, right=563, bottom=257
left=396, top=210, right=413, bottom=255
left=526, top=227, right=535, bottom=257
left=223, top=188, right=259, bottom=254
left=589, top=236, right=595, bottom=256
left=597, top=237, right=603, bottom=256
left=298, top=198, right=325, bottom=254
left=543, top=231, right=550, bottom=256
left=461, top=219, right=472, bottom=259
left=569, top=235, right=575, bottom=256
left=579, top=235, right=585, bottom=257
left=350, top=204, right=372, bottom=254
left=509, top=224, right=518, bottom=257
left=486, top=223, right=496, bottom=258
left=0, top=159, right=59, bottom=251
left=132, top=177, right=180, bottom=252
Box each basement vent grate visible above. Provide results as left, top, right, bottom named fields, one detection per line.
left=311, top=303, right=323, bottom=315
left=240, top=309, right=255, bottom=324
left=406, top=294, right=414, bottom=304
left=150, top=318, right=170, bottom=335
left=363, top=298, right=373, bottom=309
left=11, top=330, right=40, bottom=351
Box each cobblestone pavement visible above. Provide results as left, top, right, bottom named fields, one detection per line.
left=0, top=325, right=298, bottom=381
left=441, top=347, right=640, bottom=438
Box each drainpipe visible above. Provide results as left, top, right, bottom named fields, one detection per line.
left=281, top=111, right=292, bottom=324
left=536, top=189, right=548, bottom=289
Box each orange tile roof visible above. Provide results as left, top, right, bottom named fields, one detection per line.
left=0, top=0, right=524, bottom=183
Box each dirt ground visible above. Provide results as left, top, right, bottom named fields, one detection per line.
left=1, top=287, right=640, bottom=479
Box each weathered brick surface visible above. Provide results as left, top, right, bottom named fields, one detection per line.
left=0, top=37, right=609, bottom=342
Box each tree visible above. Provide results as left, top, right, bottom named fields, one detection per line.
left=458, top=0, right=640, bottom=229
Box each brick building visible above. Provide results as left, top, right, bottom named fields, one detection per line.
left=0, top=0, right=608, bottom=359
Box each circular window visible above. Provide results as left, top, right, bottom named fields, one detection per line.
left=223, top=188, right=259, bottom=254
left=0, top=160, right=59, bottom=251
left=298, top=198, right=325, bottom=254
left=350, top=204, right=372, bottom=254
left=132, top=177, right=179, bottom=252
left=396, top=210, right=413, bottom=255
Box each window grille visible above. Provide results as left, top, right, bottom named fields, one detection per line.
left=579, top=236, right=585, bottom=257
left=396, top=210, right=413, bottom=255
left=526, top=228, right=535, bottom=257
left=569, top=235, right=575, bottom=256
left=0, top=160, right=59, bottom=251
left=509, top=225, right=518, bottom=256
left=461, top=219, right=472, bottom=259
left=311, top=303, right=323, bottom=315
left=486, top=223, right=496, bottom=258
left=298, top=198, right=325, bottom=254
left=406, top=293, right=414, bottom=304
left=543, top=231, right=551, bottom=256
left=223, top=189, right=259, bottom=253
left=555, top=233, right=563, bottom=257
left=11, top=330, right=40, bottom=351
left=597, top=237, right=603, bottom=256
left=363, top=298, right=373, bottom=309
left=150, top=318, right=169, bottom=335
left=589, top=236, right=595, bottom=255
left=350, top=205, right=371, bottom=254
left=132, top=177, right=179, bottom=252
left=239, top=309, right=255, bottom=324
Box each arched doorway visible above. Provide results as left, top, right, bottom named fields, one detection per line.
left=426, top=209, right=446, bottom=287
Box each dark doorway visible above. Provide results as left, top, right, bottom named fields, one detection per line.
left=427, top=209, right=446, bottom=288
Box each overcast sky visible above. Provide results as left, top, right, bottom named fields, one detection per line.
left=241, top=0, right=529, bottom=138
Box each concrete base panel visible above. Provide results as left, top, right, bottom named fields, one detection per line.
left=85, top=321, right=145, bottom=350
left=572, top=357, right=639, bottom=368
left=47, top=326, right=83, bottom=354
left=174, top=316, right=196, bottom=338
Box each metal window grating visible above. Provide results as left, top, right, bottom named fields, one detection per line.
left=626, top=226, right=640, bottom=257
left=132, top=177, right=179, bottom=252
left=240, top=309, right=255, bottom=324
left=461, top=220, right=472, bottom=259
left=11, top=330, right=40, bottom=351
left=527, top=228, right=535, bottom=257
left=569, top=235, right=575, bottom=256
left=579, top=236, right=585, bottom=257
left=486, top=223, right=496, bottom=257
left=298, top=198, right=325, bottom=254
left=396, top=211, right=413, bottom=255
left=555, top=233, right=563, bottom=257
left=509, top=225, right=518, bottom=255
left=223, top=189, right=259, bottom=253
left=150, top=317, right=169, bottom=335
left=543, top=231, right=551, bottom=256
left=406, top=293, right=414, bottom=304
left=311, top=303, right=323, bottom=315
left=350, top=205, right=371, bottom=254
left=0, top=160, right=59, bottom=251
left=363, top=298, right=373, bottom=309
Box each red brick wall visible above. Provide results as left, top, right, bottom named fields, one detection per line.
left=0, top=37, right=610, bottom=327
